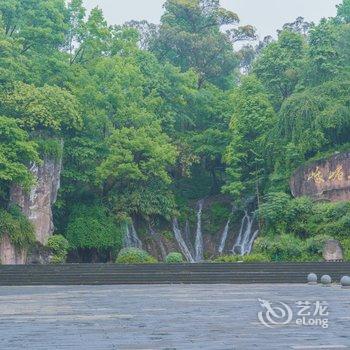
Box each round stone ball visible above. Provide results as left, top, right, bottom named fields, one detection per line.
left=321, top=275, right=332, bottom=286
left=340, top=276, right=350, bottom=288
left=307, top=273, right=318, bottom=284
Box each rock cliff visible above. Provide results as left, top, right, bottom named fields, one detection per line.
left=0, top=154, right=62, bottom=264
left=290, top=152, right=350, bottom=202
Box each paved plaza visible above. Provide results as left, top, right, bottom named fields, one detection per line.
left=0, top=284, right=349, bottom=349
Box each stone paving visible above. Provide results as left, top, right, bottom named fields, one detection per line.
left=0, top=284, right=349, bottom=350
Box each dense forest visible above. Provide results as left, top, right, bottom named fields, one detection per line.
left=0, top=0, right=350, bottom=264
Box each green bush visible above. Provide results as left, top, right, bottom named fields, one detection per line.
left=341, top=238, right=350, bottom=261
left=66, top=205, right=122, bottom=251
left=213, top=253, right=270, bottom=263
left=116, top=248, right=158, bottom=264
left=47, top=235, right=69, bottom=264
left=165, top=252, right=184, bottom=263
left=305, top=202, right=350, bottom=237
left=0, top=206, right=35, bottom=248
left=258, top=193, right=314, bottom=236
left=254, top=234, right=305, bottom=261
left=305, top=235, right=333, bottom=255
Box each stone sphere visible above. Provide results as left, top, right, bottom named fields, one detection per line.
left=307, top=273, right=318, bottom=284
left=340, top=276, right=350, bottom=288
left=321, top=275, right=332, bottom=286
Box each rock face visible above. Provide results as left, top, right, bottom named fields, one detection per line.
left=290, top=152, right=350, bottom=202
left=0, top=234, right=26, bottom=265
left=10, top=156, right=62, bottom=245
left=323, top=240, right=343, bottom=261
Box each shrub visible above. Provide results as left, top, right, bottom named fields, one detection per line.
left=259, top=193, right=314, bottom=236
left=165, top=252, right=184, bottom=264
left=66, top=205, right=122, bottom=251
left=254, top=234, right=305, bottom=261
left=47, top=235, right=69, bottom=264
left=305, top=235, right=333, bottom=255
left=307, top=202, right=350, bottom=237
left=341, top=238, right=350, bottom=261
left=116, top=248, right=157, bottom=264
left=0, top=206, right=35, bottom=248
left=213, top=253, right=270, bottom=263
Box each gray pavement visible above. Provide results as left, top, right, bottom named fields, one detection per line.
left=0, top=284, right=349, bottom=350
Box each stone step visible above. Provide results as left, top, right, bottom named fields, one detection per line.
left=0, top=263, right=348, bottom=285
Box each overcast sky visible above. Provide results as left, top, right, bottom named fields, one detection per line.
left=83, top=0, right=341, bottom=39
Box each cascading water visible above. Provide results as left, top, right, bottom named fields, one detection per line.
left=123, top=221, right=142, bottom=249
left=246, top=229, right=259, bottom=254
left=218, top=206, right=235, bottom=254
left=232, top=211, right=258, bottom=255
left=184, top=220, right=195, bottom=256
left=194, top=200, right=204, bottom=262
left=218, top=219, right=230, bottom=254
left=172, top=219, right=195, bottom=263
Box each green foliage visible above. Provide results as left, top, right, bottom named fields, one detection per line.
left=305, top=235, right=333, bottom=256
left=0, top=206, right=35, bottom=248
left=0, top=116, right=39, bottom=191
left=274, top=79, right=350, bottom=179
left=165, top=252, right=184, bottom=263
left=36, top=139, right=63, bottom=160
left=340, top=238, right=350, bottom=261
left=65, top=205, right=122, bottom=250
left=258, top=193, right=314, bottom=236
left=206, top=202, right=232, bottom=234
left=224, top=76, right=276, bottom=200
left=116, top=248, right=158, bottom=264
left=97, top=125, right=178, bottom=219
left=213, top=253, right=270, bottom=263
left=47, top=235, right=69, bottom=264
left=306, top=201, right=350, bottom=237
left=254, top=30, right=306, bottom=106
left=337, top=0, right=350, bottom=23
left=254, top=234, right=305, bottom=261
left=0, top=0, right=349, bottom=264
left=151, top=0, right=253, bottom=87
left=0, top=82, right=82, bottom=135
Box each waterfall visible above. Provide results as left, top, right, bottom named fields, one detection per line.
left=194, top=200, right=204, bottom=262
left=232, top=211, right=258, bottom=255
left=123, top=221, right=142, bottom=249
left=218, top=206, right=235, bottom=254
left=172, top=219, right=194, bottom=263
left=184, top=220, right=195, bottom=256
left=218, top=219, right=230, bottom=254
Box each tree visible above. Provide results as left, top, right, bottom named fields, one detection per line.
left=68, top=6, right=111, bottom=64
left=97, top=124, right=178, bottom=220
left=0, top=0, right=68, bottom=53
left=0, top=116, right=39, bottom=200
left=65, top=204, right=122, bottom=254
left=254, top=30, right=306, bottom=107
left=151, top=0, right=255, bottom=88
left=223, top=76, right=276, bottom=201
left=273, top=79, right=350, bottom=180
left=337, top=0, right=350, bottom=23
left=0, top=82, right=82, bottom=136
left=306, top=19, right=343, bottom=85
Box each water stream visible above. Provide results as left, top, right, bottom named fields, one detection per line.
left=172, top=219, right=195, bottom=263
left=194, top=200, right=204, bottom=262
left=123, top=221, right=142, bottom=249
left=232, top=212, right=258, bottom=255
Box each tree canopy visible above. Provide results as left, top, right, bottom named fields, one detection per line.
left=1, top=0, right=349, bottom=261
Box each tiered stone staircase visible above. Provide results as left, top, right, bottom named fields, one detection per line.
left=0, top=262, right=349, bottom=285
